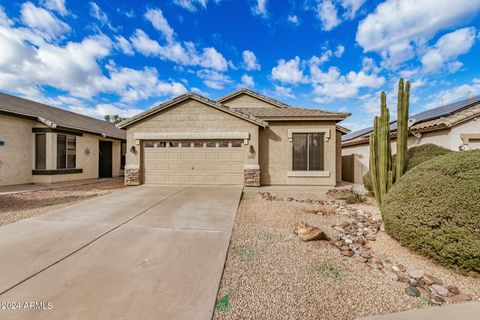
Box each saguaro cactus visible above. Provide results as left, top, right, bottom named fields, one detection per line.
left=395, top=79, right=411, bottom=181
left=369, top=92, right=393, bottom=205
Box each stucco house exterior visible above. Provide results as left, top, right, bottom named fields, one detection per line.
left=0, top=92, right=126, bottom=187
left=342, top=96, right=480, bottom=184
left=118, top=89, right=350, bottom=187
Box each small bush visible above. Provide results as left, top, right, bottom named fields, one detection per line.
left=345, top=191, right=366, bottom=204
left=381, top=150, right=480, bottom=273
left=235, top=244, right=254, bottom=262
left=312, top=262, right=344, bottom=280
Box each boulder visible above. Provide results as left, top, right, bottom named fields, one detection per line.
left=423, top=275, right=444, bottom=286
left=405, top=287, right=420, bottom=297
left=431, top=284, right=449, bottom=297
left=445, top=293, right=473, bottom=304
left=447, top=285, right=460, bottom=295
left=408, top=269, right=425, bottom=279
left=293, top=222, right=330, bottom=242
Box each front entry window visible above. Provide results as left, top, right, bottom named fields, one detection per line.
left=292, top=133, right=324, bottom=171
left=57, top=134, right=76, bottom=169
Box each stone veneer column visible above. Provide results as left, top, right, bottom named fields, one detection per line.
left=244, top=165, right=260, bottom=187
left=124, top=165, right=140, bottom=186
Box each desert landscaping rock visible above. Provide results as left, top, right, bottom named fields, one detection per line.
left=405, top=287, right=420, bottom=297
left=293, top=222, right=329, bottom=242
left=431, top=284, right=450, bottom=297
left=408, top=269, right=425, bottom=279
left=448, top=285, right=460, bottom=295
left=445, top=293, right=473, bottom=303
left=215, top=191, right=480, bottom=320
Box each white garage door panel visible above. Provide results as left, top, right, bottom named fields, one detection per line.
left=143, top=141, right=245, bottom=185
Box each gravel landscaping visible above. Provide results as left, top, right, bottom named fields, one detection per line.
left=214, top=190, right=480, bottom=320
left=0, top=179, right=125, bottom=226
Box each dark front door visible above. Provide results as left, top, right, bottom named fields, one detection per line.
left=99, top=141, right=113, bottom=178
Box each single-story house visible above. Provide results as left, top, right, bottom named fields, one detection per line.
left=0, top=92, right=126, bottom=187
left=342, top=96, right=480, bottom=184
left=118, top=89, right=350, bottom=187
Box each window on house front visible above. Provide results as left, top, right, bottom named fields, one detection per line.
left=35, top=133, right=46, bottom=169
left=57, top=134, right=76, bottom=169
left=292, top=133, right=324, bottom=171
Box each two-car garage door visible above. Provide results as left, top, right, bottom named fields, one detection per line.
left=143, top=140, right=244, bottom=185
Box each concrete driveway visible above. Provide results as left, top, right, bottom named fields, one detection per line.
left=0, top=185, right=242, bottom=320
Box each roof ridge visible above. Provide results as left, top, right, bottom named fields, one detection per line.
left=0, top=92, right=116, bottom=127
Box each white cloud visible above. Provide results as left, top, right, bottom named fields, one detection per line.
left=252, top=0, right=268, bottom=17
left=271, top=56, right=306, bottom=84
left=0, top=9, right=186, bottom=103
left=130, top=29, right=228, bottom=71
left=197, top=69, right=231, bottom=89
left=311, top=67, right=385, bottom=102
left=115, top=35, right=134, bottom=55
left=173, top=0, right=222, bottom=12
left=20, top=2, right=70, bottom=40
left=316, top=0, right=341, bottom=31
left=339, top=0, right=366, bottom=19
left=41, top=0, right=68, bottom=16
left=67, top=103, right=145, bottom=119
left=421, top=27, right=476, bottom=73
left=89, top=2, right=108, bottom=25
left=241, top=74, right=255, bottom=88
left=424, top=79, right=480, bottom=109
left=274, top=85, right=295, bottom=98
left=144, top=8, right=174, bottom=43
left=356, top=0, right=480, bottom=68
left=334, top=44, right=345, bottom=57
left=287, top=15, right=299, bottom=25
left=242, top=50, right=260, bottom=71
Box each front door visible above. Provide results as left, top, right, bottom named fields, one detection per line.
left=99, top=141, right=113, bottom=178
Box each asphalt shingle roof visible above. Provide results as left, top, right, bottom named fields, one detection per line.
left=0, top=92, right=126, bottom=140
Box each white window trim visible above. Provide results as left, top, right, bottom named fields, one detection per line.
left=287, top=128, right=330, bottom=142
left=287, top=171, right=330, bottom=177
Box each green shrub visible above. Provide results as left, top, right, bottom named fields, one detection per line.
left=363, top=144, right=452, bottom=191
left=345, top=191, right=366, bottom=204
left=381, top=150, right=480, bottom=273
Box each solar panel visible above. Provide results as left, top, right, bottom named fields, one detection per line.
left=342, top=96, right=480, bottom=142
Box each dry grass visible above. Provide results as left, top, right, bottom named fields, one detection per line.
left=0, top=179, right=125, bottom=226
left=214, top=191, right=480, bottom=320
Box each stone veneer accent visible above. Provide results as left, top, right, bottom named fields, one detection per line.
left=244, top=169, right=260, bottom=187
left=125, top=168, right=140, bottom=186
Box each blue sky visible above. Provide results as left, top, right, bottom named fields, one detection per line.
left=1, top=0, right=480, bottom=130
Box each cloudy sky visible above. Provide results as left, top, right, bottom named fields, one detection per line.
left=1, top=0, right=480, bottom=131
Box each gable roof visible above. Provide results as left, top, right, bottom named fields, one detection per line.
left=218, top=88, right=291, bottom=108
left=342, top=95, right=480, bottom=145
left=218, top=88, right=350, bottom=121
left=0, top=92, right=126, bottom=140
left=117, top=92, right=268, bottom=129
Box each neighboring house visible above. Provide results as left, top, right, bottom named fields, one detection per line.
left=342, top=96, right=480, bottom=184
left=0, top=92, right=126, bottom=187
left=118, top=89, right=350, bottom=187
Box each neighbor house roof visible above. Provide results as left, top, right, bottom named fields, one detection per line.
left=0, top=92, right=126, bottom=140
left=117, top=92, right=268, bottom=129
left=218, top=88, right=350, bottom=121
left=342, top=96, right=480, bottom=146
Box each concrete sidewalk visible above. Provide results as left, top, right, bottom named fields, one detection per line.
left=359, top=301, right=480, bottom=320
left=0, top=185, right=242, bottom=320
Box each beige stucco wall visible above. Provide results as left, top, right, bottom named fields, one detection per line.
left=125, top=98, right=260, bottom=183
left=222, top=94, right=279, bottom=109
left=259, top=121, right=338, bottom=186
left=0, top=112, right=123, bottom=186
left=336, top=131, right=342, bottom=184
left=0, top=114, right=35, bottom=186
